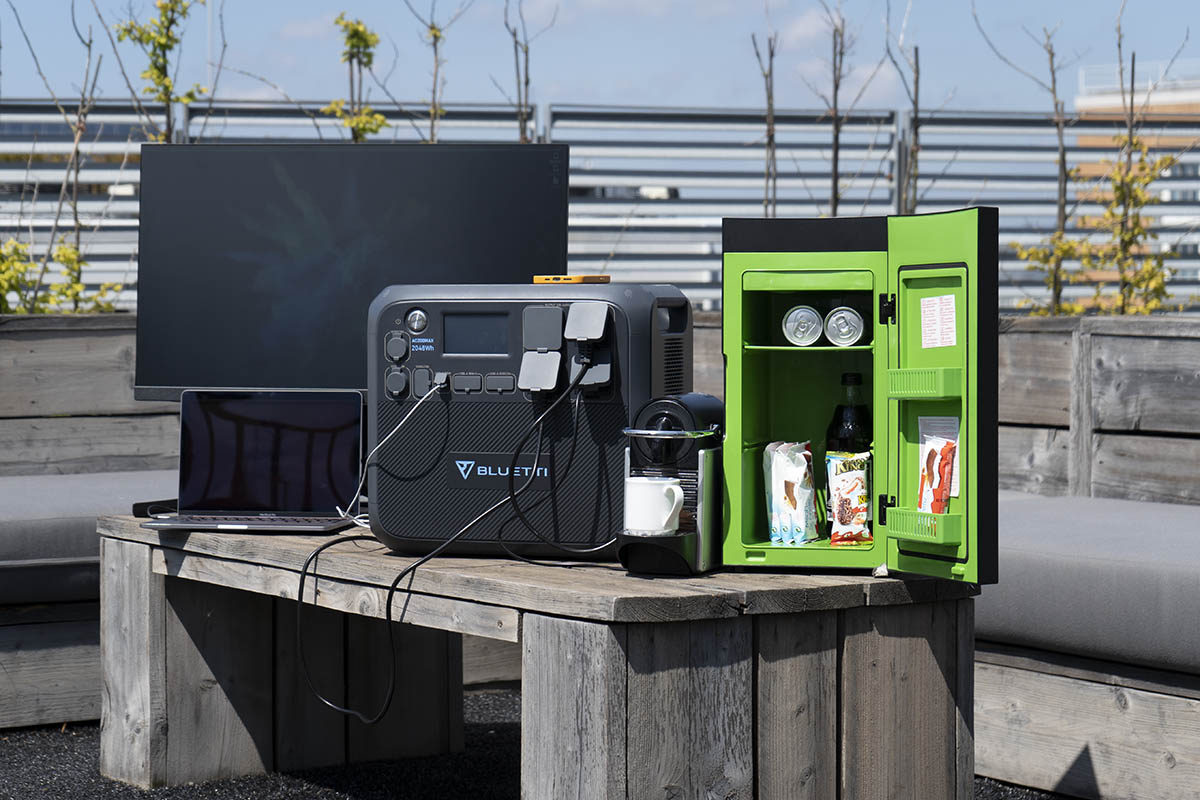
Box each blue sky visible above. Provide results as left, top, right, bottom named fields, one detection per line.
left=2, top=0, right=1195, bottom=113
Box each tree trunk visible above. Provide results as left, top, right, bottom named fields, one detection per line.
left=1052, top=107, right=1067, bottom=314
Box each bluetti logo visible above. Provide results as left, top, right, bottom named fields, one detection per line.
left=449, top=453, right=551, bottom=491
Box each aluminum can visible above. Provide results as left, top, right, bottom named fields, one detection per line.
left=781, top=305, right=823, bottom=346
left=824, top=306, right=865, bottom=347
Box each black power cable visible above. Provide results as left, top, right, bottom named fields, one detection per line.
left=294, top=366, right=586, bottom=724
left=504, top=359, right=617, bottom=556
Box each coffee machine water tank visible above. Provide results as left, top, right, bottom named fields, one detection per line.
left=619, top=393, right=724, bottom=575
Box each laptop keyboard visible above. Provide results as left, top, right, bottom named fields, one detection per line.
left=180, top=515, right=340, bottom=525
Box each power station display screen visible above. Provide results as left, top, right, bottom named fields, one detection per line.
left=443, top=312, right=509, bottom=354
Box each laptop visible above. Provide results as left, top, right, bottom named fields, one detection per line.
left=142, top=390, right=363, bottom=533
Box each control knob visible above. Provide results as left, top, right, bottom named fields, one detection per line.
left=406, top=308, right=428, bottom=333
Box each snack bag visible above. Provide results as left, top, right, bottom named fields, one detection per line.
left=764, top=442, right=785, bottom=543
left=826, top=451, right=872, bottom=545
left=782, top=441, right=818, bottom=543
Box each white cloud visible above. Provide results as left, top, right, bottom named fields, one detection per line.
left=279, top=14, right=336, bottom=41
left=779, top=7, right=828, bottom=49
left=576, top=0, right=675, bottom=16
left=219, top=84, right=288, bottom=102
left=793, top=54, right=901, bottom=109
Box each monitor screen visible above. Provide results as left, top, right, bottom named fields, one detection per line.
left=135, top=143, right=567, bottom=399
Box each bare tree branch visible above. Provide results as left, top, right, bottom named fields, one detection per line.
left=403, top=0, right=477, bottom=141
left=195, top=0, right=229, bottom=142
left=367, top=67, right=430, bottom=142
left=6, top=1, right=73, bottom=126
left=970, top=0, right=1052, bottom=93
left=752, top=23, right=779, bottom=216
left=884, top=0, right=916, bottom=106
left=223, top=66, right=331, bottom=140
left=89, top=0, right=160, bottom=139
left=1136, top=26, right=1190, bottom=119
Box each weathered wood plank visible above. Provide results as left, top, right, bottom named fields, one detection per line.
left=346, top=618, right=463, bottom=762
left=0, top=314, right=136, bottom=333
left=163, top=578, right=274, bottom=783
left=273, top=599, right=347, bottom=771
left=998, top=425, right=1070, bottom=495
left=1081, top=315, right=1200, bottom=338
left=976, top=641, right=1200, bottom=702
left=0, top=601, right=98, bottom=626
left=956, top=599, right=975, bottom=800
left=0, top=619, right=100, bottom=728
left=975, top=660, right=1200, bottom=800
left=0, top=325, right=174, bottom=418
left=99, top=537, right=167, bottom=788
left=998, top=331, right=1072, bottom=426
left=841, top=601, right=959, bottom=800
left=625, top=618, right=753, bottom=799
left=151, top=547, right=520, bottom=641
left=0, top=414, right=177, bottom=476
left=463, top=635, right=521, bottom=685
left=1092, top=433, right=1200, bottom=504
left=861, top=576, right=980, bottom=606
left=999, top=316, right=1082, bottom=334
left=688, top=571, right=867, bottom=613
left=1091, top=334, right=1200, bottom=435
left=521, top=614, right=627, bottom=800
left=101, top=517, right=885, bottom=622
left=1069, top=328, right=1093, bottom=496
left=756, top=611, right=837, bottom=799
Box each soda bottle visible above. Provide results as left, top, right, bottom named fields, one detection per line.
left=825, top=372, right=871, bottom=453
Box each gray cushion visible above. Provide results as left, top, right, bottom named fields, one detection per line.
left=0, top=470, right=176, bottom=604
left=976, top=491, right=1200, bottom=675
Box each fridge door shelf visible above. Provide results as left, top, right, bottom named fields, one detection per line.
left=886, top=508, right=963, bottom=546
left=886, top=367, right=962, bottom=399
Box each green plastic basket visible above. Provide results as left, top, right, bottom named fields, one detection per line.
left=886, top=509, right=963, bottom=546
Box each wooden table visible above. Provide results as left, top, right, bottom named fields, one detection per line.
left=98, top=515, right=977, bottom=798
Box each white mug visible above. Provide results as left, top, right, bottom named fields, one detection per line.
left=624, top=476, right=685, bottom=536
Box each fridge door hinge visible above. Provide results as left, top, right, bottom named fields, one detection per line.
left=878, top=494, right=896, bottom=525
left=879, top=293, right=896, bottom=325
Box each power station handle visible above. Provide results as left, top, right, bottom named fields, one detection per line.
left=622, top=425, right=720, bottom=439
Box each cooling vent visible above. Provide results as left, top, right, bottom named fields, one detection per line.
left=662, top=338, right=685, bottom=394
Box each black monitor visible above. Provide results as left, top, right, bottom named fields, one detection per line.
left=135, top=143, right=568, bottom=400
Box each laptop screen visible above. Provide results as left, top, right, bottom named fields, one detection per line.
left=178, top=391, right=363, bottom=515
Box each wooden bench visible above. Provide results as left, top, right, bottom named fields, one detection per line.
left=98, top=515, right=976, bottom=797
left=978, top=315, right=1200, bottom=799
left=0, top=314, right=177, bottom=729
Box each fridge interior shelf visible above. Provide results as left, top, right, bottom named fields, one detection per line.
left=744, top=345, right=874, bottom=353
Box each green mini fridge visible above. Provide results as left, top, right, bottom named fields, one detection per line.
left=721, top=208, right=998, bottom=584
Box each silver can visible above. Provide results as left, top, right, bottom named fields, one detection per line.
left=824, top=306, right=865, bottom=347
left=782, top=305, right=823, bottom=346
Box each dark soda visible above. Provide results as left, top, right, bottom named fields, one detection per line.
left=825, top=372, right=871, bottom=453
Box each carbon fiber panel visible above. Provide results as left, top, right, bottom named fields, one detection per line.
left=373, top=396, right=626, bottom=547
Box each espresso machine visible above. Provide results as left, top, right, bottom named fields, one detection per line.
left=617, top=393, right=724, bottom=575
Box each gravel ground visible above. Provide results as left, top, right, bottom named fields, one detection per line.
left=0, top=689, right=1068, bottom=799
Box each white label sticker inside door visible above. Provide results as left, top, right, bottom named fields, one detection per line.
left=920, top=294, right=957, bottom=349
